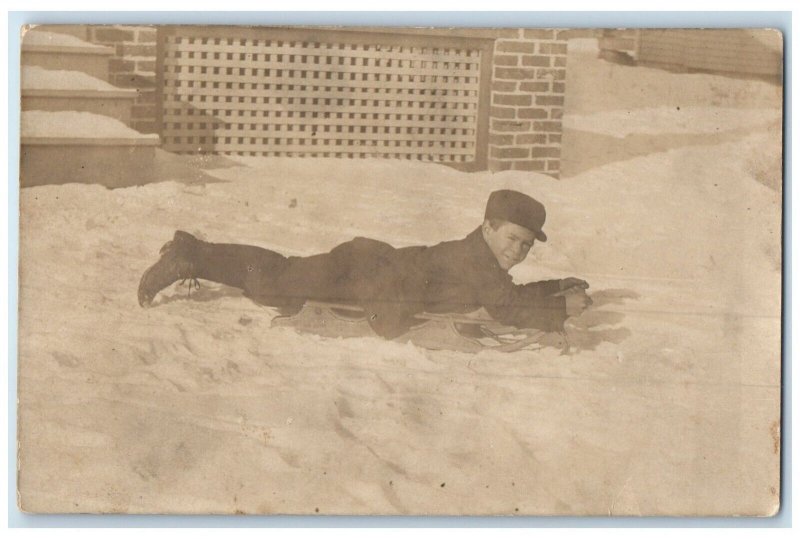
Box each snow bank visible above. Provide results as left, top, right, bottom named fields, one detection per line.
left=17, top=37, right=783, bottom=515
left=563, top=107, right=781, bottom=138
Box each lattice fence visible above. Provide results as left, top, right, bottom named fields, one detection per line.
left=157, top=27, right=494, bottom=170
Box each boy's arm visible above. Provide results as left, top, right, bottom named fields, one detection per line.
left=526, top=279, right=563, bottom=297
left=479, top=275, right=569, bottom=332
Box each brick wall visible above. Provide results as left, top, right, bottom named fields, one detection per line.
left=488, top=29, right=568, bottom=178
left=87, top=25, right=158, bottom=134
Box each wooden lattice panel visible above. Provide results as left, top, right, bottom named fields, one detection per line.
left=157, top=27, right=493, bottom=168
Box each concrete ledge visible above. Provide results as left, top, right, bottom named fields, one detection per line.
left=23, top=88, right=138, bottom=98
left=23, top=51, right=112, bottom=82
left=21, top=136, right=160, bottom=147
left=22, top=87, right=140, bottom=125
left=21, top=110, right=160, bottom=188
left=22, top=44, right=114, bottom=56
left=22, top=33, right=114, bottom=81
left=21, top=144, right=157, bottom=188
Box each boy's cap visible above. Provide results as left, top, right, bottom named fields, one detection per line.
left=484, top=189, right=548, bottom=242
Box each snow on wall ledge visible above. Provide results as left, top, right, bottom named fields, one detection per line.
left=21, top=110, right=159, bottom=140
left=22, top=28, right=113, bottom=52
left=21, top=65, right=127, bottom=92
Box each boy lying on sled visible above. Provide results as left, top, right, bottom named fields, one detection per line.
left=137, top=189, right=592, bottom=341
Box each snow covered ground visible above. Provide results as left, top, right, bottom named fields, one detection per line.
left=17, top=39, right=783, bottom=515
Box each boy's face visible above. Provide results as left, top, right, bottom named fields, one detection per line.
left=482, top=219, right=537, bottom=270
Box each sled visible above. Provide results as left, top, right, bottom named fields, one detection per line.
left=270, top=301, right=569, bottom=353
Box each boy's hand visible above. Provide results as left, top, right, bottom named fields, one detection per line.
left=564, top=289, right=593, bottom=317
left=559, top=277, right=589, bottom=292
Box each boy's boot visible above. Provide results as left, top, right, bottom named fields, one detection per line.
left=137, top=230, right=202, bottom=307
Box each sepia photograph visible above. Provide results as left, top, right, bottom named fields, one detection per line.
left=16, top=24, right=784, bottom=516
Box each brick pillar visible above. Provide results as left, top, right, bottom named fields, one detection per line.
left=87, top=25, right=158, bottom=134
left=488, top=29, right=567, bottom=178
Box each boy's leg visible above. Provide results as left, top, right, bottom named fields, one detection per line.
left=137, top=231, right=287, bottom=306
left=194, top=242, right=287, bottom=290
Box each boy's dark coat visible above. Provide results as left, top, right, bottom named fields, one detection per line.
left=241, top=227, right=568, bottom=338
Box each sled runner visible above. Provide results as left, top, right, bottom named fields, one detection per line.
left=270, top=301, right=569, bottom=353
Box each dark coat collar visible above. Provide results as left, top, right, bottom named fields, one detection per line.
left=465, top=226, right=506, bottom=273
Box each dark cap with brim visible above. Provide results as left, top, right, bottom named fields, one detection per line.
left=484, top=189, right=548, bottom=242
